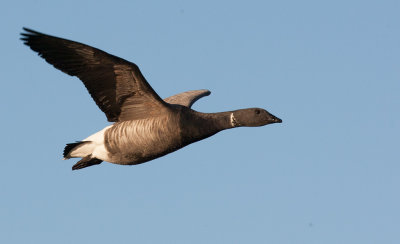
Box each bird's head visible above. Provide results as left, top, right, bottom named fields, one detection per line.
left=230, top=108, right=282, bottom=127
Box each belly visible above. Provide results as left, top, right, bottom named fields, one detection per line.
left=103, top=118, right=182, bottom=165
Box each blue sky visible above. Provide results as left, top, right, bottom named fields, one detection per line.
left=1, top=0, right=399, bottom=243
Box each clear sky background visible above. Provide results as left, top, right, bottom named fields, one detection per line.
left=1, top=0, right=399, bottom=243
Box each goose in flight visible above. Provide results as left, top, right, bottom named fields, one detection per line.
left=21, top=28, right=282, bottom=170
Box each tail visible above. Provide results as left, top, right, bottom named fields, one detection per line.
left=63, top=141, right=103, bottom=170
left=63, top=141, right=93, bottom=159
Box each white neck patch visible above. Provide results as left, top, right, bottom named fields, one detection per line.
left=230, top=113, right=239, bottom=127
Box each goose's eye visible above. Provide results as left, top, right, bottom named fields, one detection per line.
left=255, top=109, right=261, bottom=115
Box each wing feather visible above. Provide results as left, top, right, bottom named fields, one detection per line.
left=164, top=89, right=211, bottom=108
left=21, top=27, right=167, bottom=122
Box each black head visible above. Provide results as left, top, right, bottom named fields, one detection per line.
left=231, top=108, right=282, bottom=127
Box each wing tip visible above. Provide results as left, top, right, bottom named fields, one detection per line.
left=21, top=27, right=40, bottom=35
left=20, top=27, right=46, bottom=42
left=20, top=27, right=40, bottom=45
left=202, top=89, right=211, bottom=96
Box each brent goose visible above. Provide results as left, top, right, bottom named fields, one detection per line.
left=21, top=28, right=282, bottom=170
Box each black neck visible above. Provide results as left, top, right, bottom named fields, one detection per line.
left=179, top=110, right=234, bottom=146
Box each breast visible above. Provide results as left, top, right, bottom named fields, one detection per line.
left=104, top=114, right=183, bottom=165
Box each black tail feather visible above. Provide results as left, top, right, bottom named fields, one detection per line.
left=72, top=156, right=103, bottom=170
left=63, top=141, right=90, bottom=158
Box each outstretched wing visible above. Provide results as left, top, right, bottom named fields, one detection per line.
left=21, top=27, right=168, bottom=122
left=164, top=89, right=211, bottom=108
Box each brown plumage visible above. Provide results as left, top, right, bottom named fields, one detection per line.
left=21, top=27, right=166, bottom=122
left=21, top=28, right=282, bottom=170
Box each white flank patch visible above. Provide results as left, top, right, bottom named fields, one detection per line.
left=83, top=125, right=113, bottom=143
left=76, top=125, right=113, bottom=160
